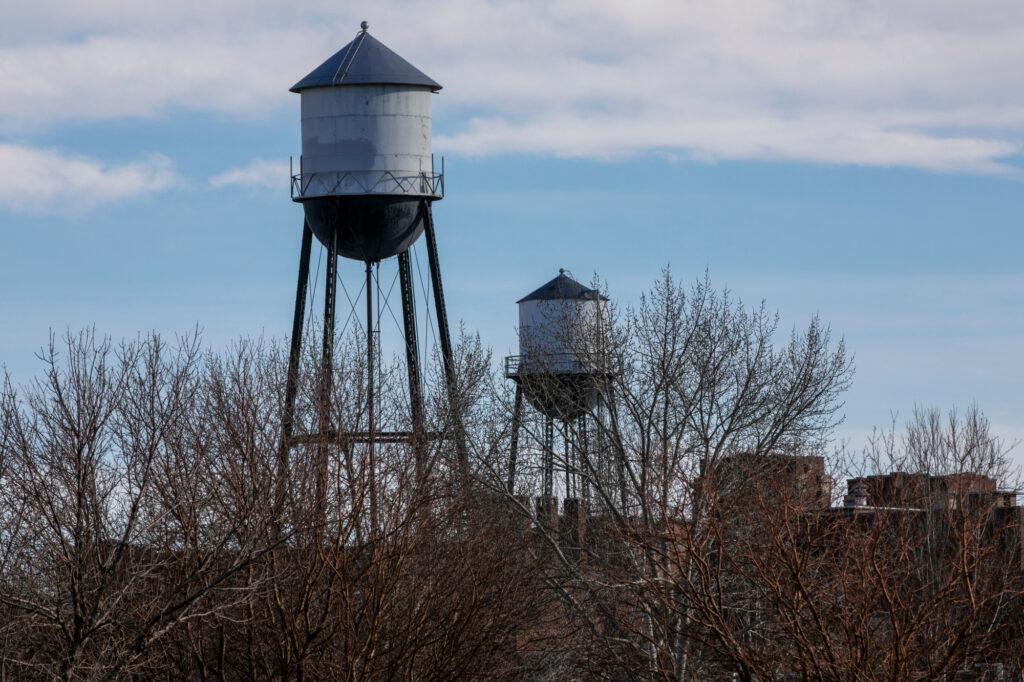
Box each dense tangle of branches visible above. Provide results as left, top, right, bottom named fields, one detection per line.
left=1, top=271, right=1020, bottom=680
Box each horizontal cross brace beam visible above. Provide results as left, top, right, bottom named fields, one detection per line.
left=290, top=430, right=444, bottom=446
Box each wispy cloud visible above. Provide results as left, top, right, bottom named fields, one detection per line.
left=437, top=115, right=1021, bottom=174
left=2, top=1, right=1024, bottom=172
left=0, top=32, right=308, bottom=124
left=0, top=143, right=177, bottom=214
left=209, top=158, right=289, bottom=190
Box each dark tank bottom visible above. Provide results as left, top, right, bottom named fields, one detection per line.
left=302, top=195, right=429, bottom=262
left=518, top=373, right=601, bottom=421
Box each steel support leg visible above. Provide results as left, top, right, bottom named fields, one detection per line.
left=579, top=413, right=590, bottom=508
left=507, top=384, right=523, bottom=494
left=565, top=420, right=573, bottom=500
left=362, top=260, right=378, bottom=532
left=276, top=222, right=313, bottom=520
left=608, top=390, right=627, bottom=512
left=370, top=258, right=382, bottom=528
left=422, top=201, right=469, bottom=479
left=315, top=229, right=338, bottom=535
left=398, top=249, right=426, bottom=488
left=544, top=415, right=554, bottom=503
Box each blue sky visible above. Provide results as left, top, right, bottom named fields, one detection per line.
left=1, top=1, right=1022, bottom=455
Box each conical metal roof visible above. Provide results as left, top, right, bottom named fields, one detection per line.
left=290, top=27, right=442, bottom=93
left=517, top=270, right=608, bottom=303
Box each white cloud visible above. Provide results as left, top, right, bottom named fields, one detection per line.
left=437, top=114, right=1021, bottom=174
left=0, top=143, right=178, bottom=214
left=0, top=31, right=309, bottom=123
left=209, top=159, right=290, bottom=190
left=2, top=1, right=1024, bottom=172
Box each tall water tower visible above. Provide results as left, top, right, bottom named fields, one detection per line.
left=505, top=270, right=613, bottom=518
left=278, top=23, right=465, bottom=521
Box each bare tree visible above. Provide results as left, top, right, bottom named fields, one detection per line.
left=489, top=269, right=855, bottom=677
left=0, top=331, right=281, bottom=679
left=3, top=269, right=1021, bottom=680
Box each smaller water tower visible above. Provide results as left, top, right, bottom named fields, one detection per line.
left=505, top=270, right=612, bottom=520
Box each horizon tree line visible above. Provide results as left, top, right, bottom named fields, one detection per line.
left=1, top=269, right=1020, bottom=680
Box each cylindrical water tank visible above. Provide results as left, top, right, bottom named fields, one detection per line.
left=517, top=270, right=608, bottom=374
left=513, top=270, right=609, bottom=419
left=291, top=25, right=442, bottom=262
left=298, top=85, right=433, bottom=197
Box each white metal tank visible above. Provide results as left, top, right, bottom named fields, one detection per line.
left=517, top=269, right=608, bottom=375
left=297, top=84, right=434, bottom=198
left=290, top=23, right=443, bottom=262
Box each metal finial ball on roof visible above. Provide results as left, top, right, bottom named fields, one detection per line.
left=559, top=268, right=566, bottom=275
left=360, top=20, right=369, bottom=31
